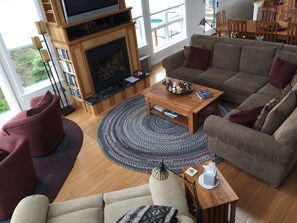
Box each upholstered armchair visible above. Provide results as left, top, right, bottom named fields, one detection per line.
left=1, top=91, right=64, bottom=157
left=0, top=135, right=37, bottom=220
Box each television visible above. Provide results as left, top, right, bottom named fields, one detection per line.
left=60, top=0, right=119, bottom=24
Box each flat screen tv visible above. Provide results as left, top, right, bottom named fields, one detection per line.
left=61, top=0, right=119, bottom=24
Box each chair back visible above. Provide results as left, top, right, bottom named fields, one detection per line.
left=280, top=8, right=297, bottom=22
left=256, top=21, right=278, bottom=42
left=287, top=20, right=297, bottom=45
left=216, top=10, right=226, bottom=27
left=228, top=19, right=247, bottom=38
left=257, top=7, right=277, bottom=21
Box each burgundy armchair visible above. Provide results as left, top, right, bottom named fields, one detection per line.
left=1, top=91, right=64, bottom=157
left=0, top=135, right=37, bottom=220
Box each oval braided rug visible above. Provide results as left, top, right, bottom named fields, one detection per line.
left=97, top=94, right=233, bottom=173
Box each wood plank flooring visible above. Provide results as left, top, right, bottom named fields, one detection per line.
left=56, top=64, right=297, bottom=223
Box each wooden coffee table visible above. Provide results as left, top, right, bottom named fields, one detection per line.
left=182, top=163, right=239, bottom=223
left=142, top=79, right=223, bottom=134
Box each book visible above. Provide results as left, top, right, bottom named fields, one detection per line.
left=163, top=109, right=179, bottom=118
left=196, top=89, right=213, bottom=99
left=154, top=105, right=165, bottom=112
left=185, top=167, right=198, bottom=177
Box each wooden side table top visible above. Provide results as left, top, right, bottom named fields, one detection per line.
left=142, top=79, right=224, bottom=114
left=182, top=162, right=239, bottom=210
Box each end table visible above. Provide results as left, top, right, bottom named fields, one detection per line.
left=182, top=162, right=239, bottom=223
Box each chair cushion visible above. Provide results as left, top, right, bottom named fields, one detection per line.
left=184, top=46, right=211, bottom=70
left=229, top=106, right=264, bottom=127
left=116, top=205, right=177, bottom=223
left=149, top=171, right=188, bottom=216
left=0, top=149, right=9, bottom=162
left=268, top=58, right=297, bottom=89
left=212, top=42, right=241, bottom=72
left=27, top=91, right=53, bottom=116
left=261, top=91, right=296, bottom=135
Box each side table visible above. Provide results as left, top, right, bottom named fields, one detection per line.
left=182, top=163, right=239, bottom=223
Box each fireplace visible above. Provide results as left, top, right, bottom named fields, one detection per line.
left=86, top=37, right=131, bottom=93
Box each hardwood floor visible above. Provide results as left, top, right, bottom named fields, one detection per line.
left=56, top=64, right=297, bottom=223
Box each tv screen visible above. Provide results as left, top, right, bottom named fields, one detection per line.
left=61, top=0, right=119, bottom=23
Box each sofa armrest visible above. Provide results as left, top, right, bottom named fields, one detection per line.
left=203, top=115, right=294, bottom=166
left=11, top=195, right=49, bottom=223
left=162, top=50, right=185, bottom=77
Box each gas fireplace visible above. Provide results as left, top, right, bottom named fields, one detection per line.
left=86, top=37, right=131, bottom=93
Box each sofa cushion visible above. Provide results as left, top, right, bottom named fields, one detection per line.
left=27, top=91, right=53, bottom=116
left=194, top=67, right=237, bottom=90
left=149, top=171, right=188, bottom=216
left=172, top=66, right=205, bottom=83
left=0, top=149, right=9, bottom=162
left=268, top=58, right=297, bottom=89
left=239, top=46, right=276, bottom=75
left=184, top=46, right=211, bottom=70
left=257, top=83, right=283, bottom=100
left=261, top=91, right=296, bottom=135
left=281, top=74, right=297, bottom=97
left=104, top=196, right=153, bottom=223
left=229, top=106, right=264, bottom=127
left=253, top=98, right=280, bottom=131
left=116, top=205, right=177, bottom=223
left=223, top=72, right=268, bottom=96
left=212, top=42, right=241, bottom=72
left=276, top=49, right=297, bottom=64
left=274, top=108, right=297, bottom=148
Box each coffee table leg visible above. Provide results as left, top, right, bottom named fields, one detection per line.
left=145, top=96, right=151, bottom=115
left=188, top=112, right=196, bottom=134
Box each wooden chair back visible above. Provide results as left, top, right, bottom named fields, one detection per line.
left=287, top=21, right=297, bottom=45
left=256, top=21, right=278, bottom=42
left=280, top=8, right=297, bottom=22
left=228, top=19, right=247, bottom=38
left=216, top=10, right=227, bottom=27
left=257, top=7, right=277, bottom=21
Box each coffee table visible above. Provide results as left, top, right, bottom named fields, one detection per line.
left=182, top=163, right=239, bottom=223
left=142, top=79, right=224, bottom=134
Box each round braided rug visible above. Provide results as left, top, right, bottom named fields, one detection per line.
left=97, top=94, right=233, bottom=173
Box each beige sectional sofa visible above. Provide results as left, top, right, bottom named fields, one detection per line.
left=10, top=172, right=194, bottom=223
left=162, top=34, right=297, bottom=187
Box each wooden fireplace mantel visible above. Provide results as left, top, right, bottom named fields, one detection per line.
left=39, top=0, right=147, bottom=116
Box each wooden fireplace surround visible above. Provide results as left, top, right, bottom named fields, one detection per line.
left=39, top=0, right=149, bottom=116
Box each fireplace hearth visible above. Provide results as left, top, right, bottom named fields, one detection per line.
left=86, top=37, right=131, bottom=94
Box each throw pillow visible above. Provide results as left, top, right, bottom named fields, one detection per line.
left=183, top=45, right=202, bottom=61
left=27, top=91, right=53, bottom=116
left=116, top=205, right=178, bottom=223
left=261, top=91, right=296, bottom=135
left=253, top=98, right=279, bottom=131
left=184, top=46, right=211, bottom=70
left=281, top=73, right=297, bottom=97
left=229, top=106, right=264, bottom=127
left=0, top=149, right=9, bottom=162
left=269, top=58, right=297, bottom=89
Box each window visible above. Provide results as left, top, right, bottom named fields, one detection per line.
left=0, top=0, right=48, bottom=92
left=126, top=0, right=146, bottom=47
left=149, top=0, right=186, bottom=51
left=205, top=0, right=216, bottom=30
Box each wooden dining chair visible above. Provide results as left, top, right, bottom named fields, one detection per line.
left=216, top=10, right=227, bottom=27
left=228, top=19, right=247, bottom=38
left=256, top=21, right=278, bottom=42
left=287, top=21, right=297, bottom=45
left=257, top=7, right=277, bottom=21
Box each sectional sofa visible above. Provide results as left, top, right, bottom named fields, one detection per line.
left=162, top=34, right=297, bottom=187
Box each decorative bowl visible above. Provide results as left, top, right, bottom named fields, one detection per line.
left=165, top=80, right=194, bottom=95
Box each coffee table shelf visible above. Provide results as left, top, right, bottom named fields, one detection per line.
left=151, top=109, right=188, bottom=127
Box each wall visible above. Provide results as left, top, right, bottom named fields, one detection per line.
left=218, top=0, right=255, bottom=20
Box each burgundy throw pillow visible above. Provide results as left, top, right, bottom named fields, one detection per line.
left=229, top=106, right=264, bottom=127
left=269, top=58, right=297, bottom=89
left=0, top=149, right=9, bottom=162
left=27, top=91, right=53, bottom=116
left=184, top=46, right=210, bottom=70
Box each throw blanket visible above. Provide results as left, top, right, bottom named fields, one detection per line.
left=117, top=205, right=178, bottom=223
